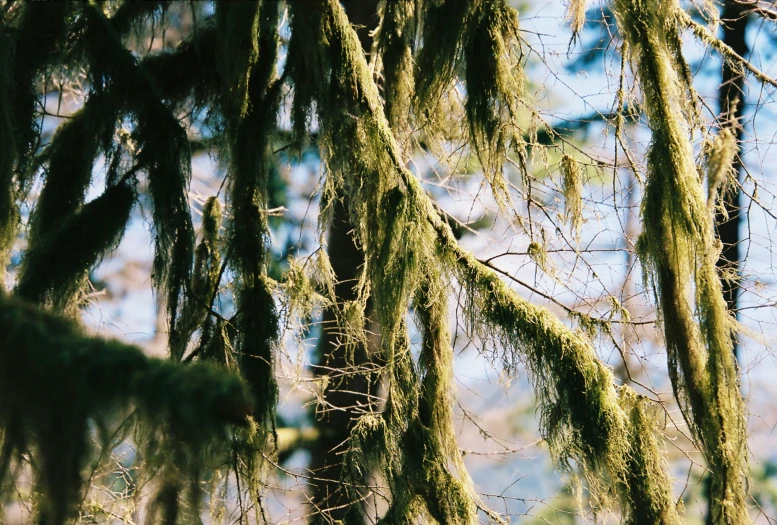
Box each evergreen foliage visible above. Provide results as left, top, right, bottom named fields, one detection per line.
left=0, top=0, right=766, bottom=522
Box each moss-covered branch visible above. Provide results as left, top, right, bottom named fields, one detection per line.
left=287, top=0, right=680, bottom=520
left=0, top=295, right=251, bottom=525
left=217, top=0, right=281, bottom=427
left=613, top=1, right=748, bottom=522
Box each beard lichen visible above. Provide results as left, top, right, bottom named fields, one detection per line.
left=220, top=0, right=282, bottom=430
left=15, top=182, right=135, bottom=310
left=0, top=27, right=17, bottom=276
left=561, top=154, right=584, bottom=242
left=613, top=0, right=748, bottom=522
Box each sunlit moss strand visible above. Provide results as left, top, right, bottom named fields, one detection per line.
left=412, top=278, right=480, bottom=523
left=0, top=27, right=16, bottom=276
left=464, top=0, right=523, bottom=182
left=223, top=0, right=282, bottom=427
left=619, top=389, right=682, bottom=525
left=561, top=154, right=583, bottom=241
left=285, top=3, right=326, bottom=154
left=215, top=1, right=261, bottom=119
left=567, top=0, right=587, bottom=40
left=612, top=0, right=747, bottom=522
left=15, top=182, right=135, bottom=310
left=0, top=295, right=251, bottom=525
left=414, top=0, right=472, bottom=114
left=374, top=0, right=417, bottom=145
left=706, top=127, right=737, bottom=211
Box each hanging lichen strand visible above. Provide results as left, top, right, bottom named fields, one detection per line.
left=0, top=295, right=252, bottom=525
left=287, top=2, right=483, bottom=522
left=283, top=0, right=682, bottom=521
left=413, top=0, right=525, bottom=201
left=373, top=0, right=416, bottom=146
left=71, top=3, right=195, bottom=343
left=170, top=197, right=222, bottom=361
left=217, top=1, right=281, bottom=427
left=0, top=3, right=71, bottom=279
left=15, top=182, right=135, bottom=308
left=16, top=98, right=122, bottom=310
left=612, top=0, right=748, bottom=522
left=0, top=26, right=15, bottom=276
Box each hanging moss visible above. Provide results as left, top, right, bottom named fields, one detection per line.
left=618, top=389, right=682, bottom=525
left=464, top=0, right=524, bottom=182
left=15, top=182, right=135, bottom=309
left=221, top=1, right=282, bottom=427
left=215, top=1, right=261, bottom=119
left=0, top=295, right=251, bottom=525
left=290, top=1, right=682, bottom=518
left=10, top=2, right=70, bottom=186
left=566, top=0, right=588, bottom=41
left=374, top=0, right=416, bottom=145
left=73, top=4, right=195, bottom=342
left=170, top=196, right=223, bottom=360
left=0, top=27, right=16, bottom=276
left=413, top=0, right=471, bottom=115
left=561, top=154, right=584, bottom=241
left=285, top=4, right=326, bottom=155
left=612, top=1, right=747, bottom=522
left=28, top=96, right=114, bottom=245
left=705, top=126, right=738, bottom=212
left=141, top=25, right=220, bottom=107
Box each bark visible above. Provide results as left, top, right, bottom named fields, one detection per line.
left=715, top=0, right=748, bottom=359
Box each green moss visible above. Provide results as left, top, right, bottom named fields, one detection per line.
left=286, top=0, right=680, bottom=519
left=705, top=127, right=738, bottom=213
left=0, top=296, right=251, bottom=525
left=170, top=197, right=223, bottom=360
left=464, top=1, right=524, bottom=183
left=560, top=154, right=584, bottom=241
left=15, top=182, right=135, bottom=309
left=612, top=0, right=748, bottom=521
left=619, top=389, right=682, bottom=525
left=215, top=1, right=261, bottom=119
left=374, top=0, right=416, bottom=145
left=0, top=27, right=16, bottom=275
left=29, top=96, right=114, bottom=248
left=221, top=1, right=282, bottom=427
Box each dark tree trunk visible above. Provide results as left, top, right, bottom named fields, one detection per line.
left=715, top=0, right=748, bottom=359
left=308, top=2, right=381, bottom=523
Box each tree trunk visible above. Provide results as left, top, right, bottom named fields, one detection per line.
left=715, top=0, right=747, bottom=358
